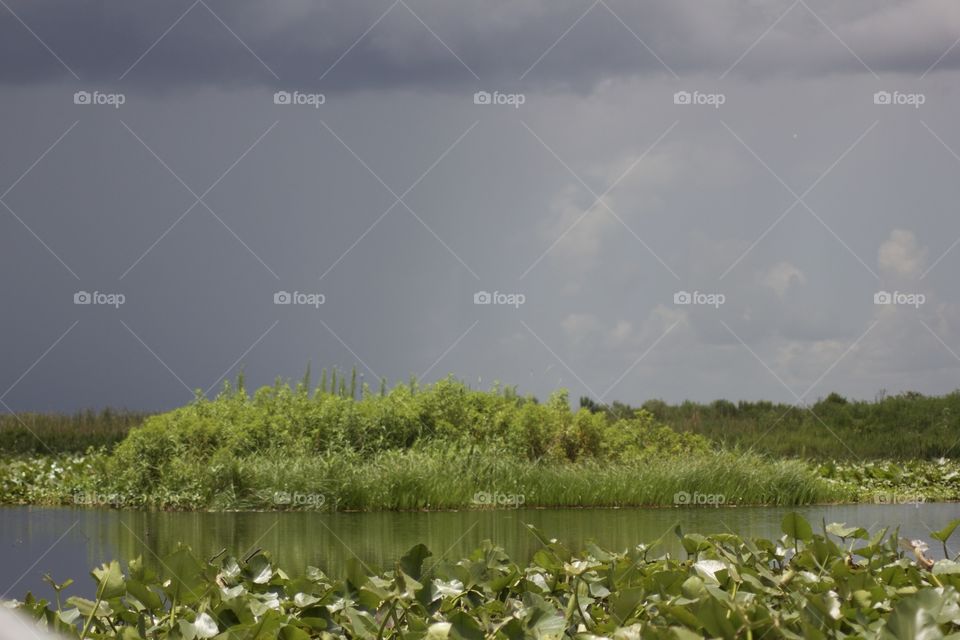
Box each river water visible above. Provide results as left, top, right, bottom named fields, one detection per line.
left=2, top=502, right=958, bottom=599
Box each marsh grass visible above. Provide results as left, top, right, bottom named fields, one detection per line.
left=0, top=409, right=145, bottom=454
left=100, top=445, right=842, bottom=511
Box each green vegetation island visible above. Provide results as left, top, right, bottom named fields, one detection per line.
left=2, top=370, right=960, bottom=511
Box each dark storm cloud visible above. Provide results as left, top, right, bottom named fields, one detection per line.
left=2, top=0, right=960, bottom=91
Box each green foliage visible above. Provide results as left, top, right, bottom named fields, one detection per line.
left=613, top=390, right=960, bottom=459
left=14, top=524, right=960, bottom=639
left=0, top=409, right=145, bottom=454
left=107, top=377, right=711, bottom=484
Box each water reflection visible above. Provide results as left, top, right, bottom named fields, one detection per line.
left=2, top=502, right=956, bottom=599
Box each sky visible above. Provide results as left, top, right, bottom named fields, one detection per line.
left=2, top=0, right=960, bottom=412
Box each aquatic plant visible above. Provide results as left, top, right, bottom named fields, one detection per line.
left=13, top=515, right=960, bottom=638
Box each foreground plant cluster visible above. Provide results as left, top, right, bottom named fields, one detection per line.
left=13, top=516, right=960, bottom=639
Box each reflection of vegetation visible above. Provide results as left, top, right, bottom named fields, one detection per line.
left=15, top=514, right=960, bottom=639
left=596, top=390, right=960, bottom=459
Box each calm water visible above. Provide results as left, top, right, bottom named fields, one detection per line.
left=2, top=503, right=958, bottom=599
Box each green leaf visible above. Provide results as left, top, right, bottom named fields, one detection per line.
left=448, top=610, right=485, bottom=640
left=162, top=546, right=206, bottom=605
left=931, top=519, right=960, bottom=544
left=826, top=522, right=868, bottom=540
left=400, top=543, right=432, bottom=580
left=781, top=512, right=814, bottom=542
left=91, top=560, right=125, bottom=599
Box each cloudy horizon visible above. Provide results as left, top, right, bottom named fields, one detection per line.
left=2, top=0, right=960, bottom=412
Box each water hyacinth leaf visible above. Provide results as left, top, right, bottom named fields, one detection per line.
left=427, top=621, right=452, bottom=640
left=246, top=554, right=274, bottom=584
left=162, top=546, right=207, bottom=604
left=126, top=579, right=162, bottom=610
left=826, top=523, right=868, bottom=540
left=588, top=582, right=611, bottom=599
left=781, top=513, right=814, bottom=542
left=346, top=557, right=371, bottom=591
left=345, top=607, right=379, bottom=640
left=882, top=589, right=955, bottom=640
left=448, top=610, right=485, bottom=640
left=293, top=592, right=320, bottom=607
left=279, top=625, right=311, bottom=640
left=400, top=543, right=432, bottom=579
left=694, top=597, right=737, bottom=639
left=933, top=560, right=960, bottom=575
left=680, top=534, right=711, bottom=555
left=681, top=575, right=705, bottom=598
left=525, top=523, right=554, bottom=547
left=91, top=560, right=125, bottom=599
left=433, top=577, right=466, bottom=600
left=65, top=596, right=111, bottom=618
left=56, top=607, right=80, bottom=625
left=693, top=560, right=727, bottom=584
left=178, top=613, right=219, bottom=640
left=932, top=519, right=960, bottom=543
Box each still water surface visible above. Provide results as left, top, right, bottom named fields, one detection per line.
left=2, top=503, right=958, bottom=599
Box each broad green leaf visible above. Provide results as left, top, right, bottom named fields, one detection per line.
left=781, top=513, right=814, bottom=542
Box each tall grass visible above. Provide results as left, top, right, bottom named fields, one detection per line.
left=91, top=445, right=842, bottom=510
left=0, top=409, right=146, bottom=454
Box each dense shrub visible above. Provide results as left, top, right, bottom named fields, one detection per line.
left=107, top=376, right=711, bottom=492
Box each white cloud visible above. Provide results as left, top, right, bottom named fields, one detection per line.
left=878, top=229, right=927, bottom=279
left=761, top=261, right=806, bottom=298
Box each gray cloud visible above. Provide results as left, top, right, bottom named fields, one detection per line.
left=2, top=0, right=960, bottom=91
left=2, top=1, right=960, bottom=413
